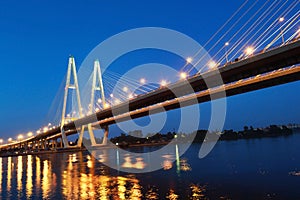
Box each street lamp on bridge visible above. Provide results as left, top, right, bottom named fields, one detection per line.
left=43, top=126, right=49, bottom=133
left=27, top=132, right=33, bottom=137
left=128, top=93, right=134, bottom=99
left=180, top=72, right=188, bottom=80
left=245, top=46, right=255, bottom=56
left=279, top=17, right=285, bottom=44
left=122, top=86, right=129, bottom=92
left=225, top=42, right=230, bottom=62
left=140, top=78, right=146, bottom=84
left=17, top=134, right=23, bottom=141
left=160, top=80, right=168, bottom=87
left=186, top=57, right=193, bottom=64
left=208, top=60, right=218, bottom=69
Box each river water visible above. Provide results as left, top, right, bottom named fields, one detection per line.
left=1, top=132, right=300, bottom=199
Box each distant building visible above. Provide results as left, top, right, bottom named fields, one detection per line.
left=128, top=130, right=143, bottom=138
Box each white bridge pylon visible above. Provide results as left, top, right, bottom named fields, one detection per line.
left=60, top=56, right=108, bottom=148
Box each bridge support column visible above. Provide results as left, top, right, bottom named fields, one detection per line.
left=24, top=142, right=28, bottom=151
left=34, top=141, right=38, bottom=150
left=45, top=140, right=49, bottom=150
left=59, top=137, right=63, bottom=148
left=51, top=139, right=56, bottom=150
left=102, top=126, right=109, bottom=145
left=39, top=140, right=43, bottom=149
left=77, top=125, right=109, bottom=147
left=41, top=140, right=45, bottom=150
left=88, top=124, right=97, bottom=146
left=61, top=127, right=70, bottom=148
left=77, top=127, right=84, bottom=147
left=77, top=124, right=97, bottom=147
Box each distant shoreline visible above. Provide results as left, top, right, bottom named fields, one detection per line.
left=109, top=125, right=298, bottom=147
left=0, top=126, right=299, bottom=158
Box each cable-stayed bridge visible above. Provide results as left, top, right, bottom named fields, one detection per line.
left=1, top=39, right=300, bottom=152
left=0, top=1, right=300, bottom=153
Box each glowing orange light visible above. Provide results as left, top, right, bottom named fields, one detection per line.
left=180, top=72, right=187, bottom=80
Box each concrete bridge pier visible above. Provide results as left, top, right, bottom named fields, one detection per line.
left=24, top=142, right=29, bottom=151
left=59, top=137, right=63, bottom=148
left=44, top=140, right=49, bottom=150
left=76, top=125, right=109, bottom=147
left=40, top=140, right=44, bottom=149
left=34, top=141, right=38, bottom=150
left=38, top=140, right=43, bottom=149
left=61, top=127, right=70, bottom=148
left=102, top=126, right=109, bottom=145
left=51, top=139, right=57, bottom=150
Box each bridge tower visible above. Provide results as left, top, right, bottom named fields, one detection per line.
left=77, top=59, right=109, bottom=147
left=90, top=60, right=109, bottom=145
left=60, top=56, right=84, bottom=148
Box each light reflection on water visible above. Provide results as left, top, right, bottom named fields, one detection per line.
left=26, top=155, right=33, bottom=197
left=0, top=146, right=202, bottom=199
left=0, top=144, right=202, bottom=199
left=0, top=158, right=2, bottom=193
left=1, top=133, right=300, bottom=199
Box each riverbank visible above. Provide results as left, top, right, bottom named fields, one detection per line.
left=0, top=125, right=297, bottom=158
left=110, top=125, right=295, bottom=146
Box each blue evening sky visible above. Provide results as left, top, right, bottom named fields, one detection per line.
left=0, top=0, right=299, bottom=138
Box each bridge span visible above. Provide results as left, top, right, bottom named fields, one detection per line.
left=1, top=39, right=300, bottom=152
